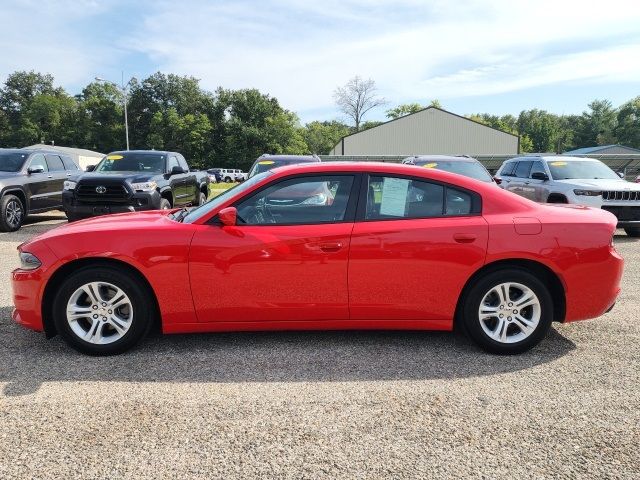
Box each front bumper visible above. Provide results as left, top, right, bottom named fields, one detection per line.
left=600, top=205, right=640, bottom=227
left=62, top=190, right=162, bottom=219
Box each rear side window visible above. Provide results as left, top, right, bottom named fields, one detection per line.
left=61, top=155, right=79, bottom=171
left=514, top=161, right=533, bottom=178
left=500, top=162, right=517, bottom=176
left=365, top=176, right=478, bottom=220
left=45, top=154, right=65, bottom=172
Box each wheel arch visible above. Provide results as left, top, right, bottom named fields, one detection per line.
left=546, top=193, right=568, bottom=203
left=1, top=187, right=29, bottom=212
left=454, top=258, right=566, bottom=326
left=41, top=257, right=161, bottom=338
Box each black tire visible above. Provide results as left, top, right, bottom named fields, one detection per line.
left=0, top=194, right=25, bottom=232
left=197, top=191, right=207, bottom=206
left=160, top=198, right=172, bottom=210
left=624, top=227, right=640, bottom=237
left=460, top=268, right=554, bottom=354
left=66, top=213, right=83, bottom=222
left=52, top=266, right=153, bottom=355
left=224, top=176, right=232, bottom=183
left=546, top=194, right=568, bottom=204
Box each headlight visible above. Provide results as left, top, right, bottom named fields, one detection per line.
left=19, top=252, right=41, bottom=270
left=63, top=180, right=77, bottom=190
left=573, top=189, right=602, bottom=196
left=130, top=181, right=158, bottom=192
left=301, top=193, right=328, bottom=205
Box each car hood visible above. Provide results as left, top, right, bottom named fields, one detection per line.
left=73, top=172, right=161, bottom=183
left=0, top=171, right=20, bottom=182
left=554, top=178, right=640, bottom=190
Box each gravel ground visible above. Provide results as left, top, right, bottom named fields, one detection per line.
left=0, top=214, right=638, bottom=479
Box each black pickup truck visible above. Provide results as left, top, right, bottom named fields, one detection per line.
left=62, top=150, right=209, bottom=221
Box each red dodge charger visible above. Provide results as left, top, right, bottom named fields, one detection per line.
left=12, top=162, right=623, bottom=355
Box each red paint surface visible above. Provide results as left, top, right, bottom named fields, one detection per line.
left=12, top=162, right=622, bottom=335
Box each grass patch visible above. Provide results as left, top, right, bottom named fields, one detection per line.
left=209, top=182, right=239, bottom=199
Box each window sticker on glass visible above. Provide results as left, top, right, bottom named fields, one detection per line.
left=423, top=163, right=438, bottom=168
left=107, top=155, right=123, bottom=160
left=379, top=178, right=409, bottom=217
left=549, top=161, right=567, bottom=166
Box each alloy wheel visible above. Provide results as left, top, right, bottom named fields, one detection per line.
left=6, top=199, right=23, bottom=228
left=66, top=282, right=134, bottom=344
left=478, top=282, right=541, bottom=344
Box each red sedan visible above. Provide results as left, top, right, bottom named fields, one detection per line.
left=12, top=162, right=623, bottom=355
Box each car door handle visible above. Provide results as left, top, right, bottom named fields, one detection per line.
left=453, top=233, right=477, bottom=243
left=318, top=242, right=343, bottom=252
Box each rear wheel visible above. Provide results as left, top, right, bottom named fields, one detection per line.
left=224, top=176, right=232, bottom=183
left=460, top=269, right=554, bottom=354
left=624, top=227, right=640, bottom=237
left=52, top=266, right=153, bottom=355
left=0, top=194, right=25, bottom=232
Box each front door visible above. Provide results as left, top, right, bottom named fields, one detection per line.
left=24, top=154, right=51, bottom=212
left=189, top=174, right=359, bottom=322
left=348, top=174, right=488, bottom=322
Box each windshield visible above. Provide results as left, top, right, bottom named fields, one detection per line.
left=249, top=158, right=316, bottom=178
left=94, top=152, right=166, bottom=173
left=0, top=152, right=29, bottom=172
left=182, top=171, right=273, bottom=223
left=547, top=160, right=620, bottom=180
left=414, top=160, right=493, bottom=182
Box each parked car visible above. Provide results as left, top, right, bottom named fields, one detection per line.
left=218, top=168, right=245, bottom=183
left=248, top=154, right=321, bottom=178
left=13, top=162, right=622, bottom=355
left=495, top=156, right=640, bottom=237
left=402, top=155, right=495, bottom=183
left=207, top=169, right=222, bottom=183
left=62, top=150, right=209, bottom=221
left=0, top=148, right=81, bottom=232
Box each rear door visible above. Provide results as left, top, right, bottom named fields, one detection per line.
left=348, top=174, right=488, bottom=322
left=44, top=154, right=67, bottom=208
left=506, top=161, right=532, bottom=197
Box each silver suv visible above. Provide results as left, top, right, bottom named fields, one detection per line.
left=495, top=155, right=640, bottom=237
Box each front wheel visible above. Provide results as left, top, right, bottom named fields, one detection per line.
left=52, top=266, right=153, bottom=355
left=624, top=226, right=640, bottom=237
left=460, top=269, right=554, bottom=354
left=160, top=198, right=172, bottom=210
left=197, top=191, right=207, bottom=206
left=0, top=194, right=25, bottom=232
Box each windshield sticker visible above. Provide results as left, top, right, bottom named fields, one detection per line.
left=549, top=161, right=567, bottom=166
left=107, top=155, right=123, bottom=160
left=423, top=163, right=438, bottom=168
left=258, top=160, right=275, bottom=165
left=379, top=177, right=409, bottom=217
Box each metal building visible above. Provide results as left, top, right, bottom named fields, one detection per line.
left=329, top=106, right=519, bottom=156
left=25, top=144, right=104, bottom=170
left=564, top=144, right=640, bottom=156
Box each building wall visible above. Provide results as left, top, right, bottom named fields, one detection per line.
left=330, top=108, right=519, bottom=156
left=588, top=146, right=640, bottom=155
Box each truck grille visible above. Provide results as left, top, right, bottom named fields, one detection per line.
left=602, top=190, right=640, bottom=201
left=76, top=182, right=130, bottom=203
left=602, top=206, right=640, bottom=221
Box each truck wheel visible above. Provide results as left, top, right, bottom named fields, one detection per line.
left=197, top=191, right=207, bottom=206
left=224, top=176, right=232, bottom=183
left=160, top=198, right=172, bottom=210
left=624, top=227, right=640, bottom=237
left=0, top=194, right=25, bottom=232
left=52, top=265, right=153, bottom=355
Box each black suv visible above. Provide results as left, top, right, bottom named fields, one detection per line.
left=62, top=150, right=210, bottom=220
left=247, top=154, right=321, bottom=178
left=0, top=148, right=81, bottom=232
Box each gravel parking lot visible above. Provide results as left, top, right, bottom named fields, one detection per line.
left=0, top=214, right=638, bottom=479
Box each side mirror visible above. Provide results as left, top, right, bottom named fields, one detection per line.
left=493, top=176, right=502, bottom=185
left=218, top=207, right=237, bottom=226
left=86, top=165, right=96, bottom=172
left=27, top=166, right=45, bottom=174
left=617, top=171, right=625, bottom=179
left=170, top=166, right=185, bottom=176
left=531, top=171, right=549, bottom=181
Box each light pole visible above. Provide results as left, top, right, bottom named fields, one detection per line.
left=95, top=75, right=136, bottom=150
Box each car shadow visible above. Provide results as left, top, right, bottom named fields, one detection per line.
left=614, top=233, right=639, bottom=243
left=0, top=306, right=576, bottom=396
left=0, top=213, right=67, bottom=243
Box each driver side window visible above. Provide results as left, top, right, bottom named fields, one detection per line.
left=235, top=175, right=355, bottom=225
left=167, top=156, right=180, bottom=172
left=28, top=154, right=48, bottom=173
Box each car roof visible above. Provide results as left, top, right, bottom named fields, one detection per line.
left=258, top=155, right=320, bottom=162
left=107, top=150, right=175, bottom=156
left=1, top=148, right=69, bottom=156
left=403, top=155, right=479, bottom=162
left=505, top=155, right=600, bottom=163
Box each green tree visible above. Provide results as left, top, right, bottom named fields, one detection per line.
left=517, top=109, right=561, bottom=152
left=615, top=96, right=640, bottom=148
left=302, top=120, right=350, bottom=154
left=572, top=99, right=617, bottom=148
left=386, top=103, right=423, bottom=119
left=75, top=81, right=125, bottom=152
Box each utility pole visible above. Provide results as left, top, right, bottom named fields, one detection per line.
left=95, top=74, right=136, bottom=150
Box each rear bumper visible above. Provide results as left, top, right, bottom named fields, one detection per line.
left=62, top=190, right=162, bottom=219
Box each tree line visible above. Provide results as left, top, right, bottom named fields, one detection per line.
left=1, top=71, right=638, bottom=171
